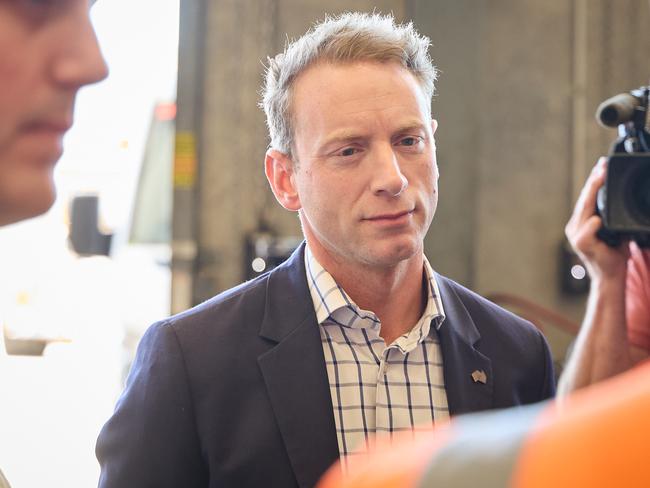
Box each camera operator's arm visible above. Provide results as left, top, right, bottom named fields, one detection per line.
left=559, top=158, right=634, bottom=395
left=625, top=243, right=650, bottom=362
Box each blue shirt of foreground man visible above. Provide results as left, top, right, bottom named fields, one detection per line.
left=0, top=1, right=107, bottom=486
left=96, top=12, right=554, bottom=488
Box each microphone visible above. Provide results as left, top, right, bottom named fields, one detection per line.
left=596, top=92, right=642, bottom=128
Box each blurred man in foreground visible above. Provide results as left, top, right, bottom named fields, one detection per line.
left=0, top=0, right=107, bottom=226
left=0, top=1, right=107, bottom=485
left=317, top=159, right=650, bottom=487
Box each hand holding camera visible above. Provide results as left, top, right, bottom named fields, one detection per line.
left=565, top=85, right=650, bottom=281
left=566, top=157, right=630, bottom=282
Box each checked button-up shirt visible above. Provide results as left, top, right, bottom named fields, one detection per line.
left=305, top=247, right=450, bottom=470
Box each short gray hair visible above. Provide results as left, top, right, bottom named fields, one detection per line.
left=260, top=12, right=437, bottom=156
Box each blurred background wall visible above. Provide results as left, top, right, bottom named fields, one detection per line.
left=173, top=0, right=650, bottom=363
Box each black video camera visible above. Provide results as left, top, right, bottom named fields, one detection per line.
left=595, top=85, right=650, bottom=247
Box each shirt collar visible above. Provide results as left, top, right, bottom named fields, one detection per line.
left=304, top=246, right=446, bottom=336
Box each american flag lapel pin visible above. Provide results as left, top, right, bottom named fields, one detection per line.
left=471, top=370, right=487, bottom=384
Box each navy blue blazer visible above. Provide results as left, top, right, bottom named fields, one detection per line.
left=96, top=244, right=555, bottom=488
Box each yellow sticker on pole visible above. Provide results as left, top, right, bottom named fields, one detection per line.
left=174, top=131, right=197, bottom=188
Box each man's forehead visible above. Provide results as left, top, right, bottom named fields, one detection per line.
left=294, top=63, right=428, bottom=112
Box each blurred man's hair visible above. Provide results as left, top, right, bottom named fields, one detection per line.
left=260, top=12, right=437, bottom=157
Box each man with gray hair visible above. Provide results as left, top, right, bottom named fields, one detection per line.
left=97, top=12, right=554, bottom=488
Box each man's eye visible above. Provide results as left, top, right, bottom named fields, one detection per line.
left=24, top=0, right=55, bottom=6
left=400, top=137, right=421, bottom=147
left=15, top=0, right=58, bottom=18
left=339, top=147, right=358, bottom=157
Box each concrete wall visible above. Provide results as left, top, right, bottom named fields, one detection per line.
left=176, top=0, right=650, bottom=360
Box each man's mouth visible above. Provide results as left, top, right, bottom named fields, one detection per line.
left=364, top=209, right=414, bottom=221
left=23, top=119, right=73, bottom=135
left=17, top=117, right=73, bottom=163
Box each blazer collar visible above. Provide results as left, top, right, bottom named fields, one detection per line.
left=435, top=273, right=494, bottom=415
left=259, top=242, right=315, bottom=342
left=257, top=243, right=340, bottom=487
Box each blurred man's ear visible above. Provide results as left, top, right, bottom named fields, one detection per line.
left=264, top=149, right=301, bottom=211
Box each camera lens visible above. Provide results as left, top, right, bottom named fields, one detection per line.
left=627, top=165, right=650, bottom=225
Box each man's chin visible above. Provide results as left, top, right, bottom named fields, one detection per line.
left=0, top=184, right=56, bottom=226
left=362, top=239, right=422, bottom=268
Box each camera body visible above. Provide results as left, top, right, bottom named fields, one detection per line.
left=595, top=86, right=650, bottom=247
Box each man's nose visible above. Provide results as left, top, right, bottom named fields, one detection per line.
left=50, top=7, right=109, bottom=90
left=370, top=144, right=408, bottom=197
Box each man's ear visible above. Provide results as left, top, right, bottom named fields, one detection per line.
left=265, top=149, right=301, bottom=211
left=431, top=118, right=438, bottom=135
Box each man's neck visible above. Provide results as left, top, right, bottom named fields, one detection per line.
left=308, top=243, right=427, bottom=345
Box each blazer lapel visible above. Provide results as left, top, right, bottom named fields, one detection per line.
left=257, top=244, right=339, bottom=488
left=435, top=274, right=494, bottom=416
